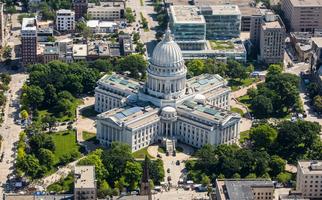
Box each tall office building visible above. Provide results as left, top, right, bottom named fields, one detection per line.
left=0, top=3, right=4, bottom=48
left=21, top=18, right=38, bottom=66
left=200, top=5, right=241, bottom=40
left=73, top=0, right=88, bottom=20
left=56, top=9, right=75, bottom=32
left=259, top=12, right=286, bottom=64
left=169, top=5, right=206, bottom=50
left=281, top=0, right=322, bottom=32
left=296, top=161, right=322, bottom=199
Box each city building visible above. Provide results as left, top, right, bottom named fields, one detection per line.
left=296, top=160, right=322, bottom=199
left=87, top=2, right=124, bottom=21
left=169, top=5, right=206, bottom=50
left=281, top=0, right=322, bottom=32
left=42, top=44, right=59, bottom=64
left=74, top=165, right=97, bottom=200
left=4, top=194, right=74, bottom=200
left=87, top=40, right=111, bottom=60
left=86, top=20, right=118, bottom=33
left=21, top=17, right=38, bottom=66
left=95, top=30, right=240, bottom=152
left=290, top=32, right=313, bottom=62
left=181, top=39, right=247, bottom=62
left=73, top=44, right=87, bottom=61
left=279, top=191, right=308, bottom=200
left=259, top=12, right=286, bottom=64
left=56, top=9, right=75, bottom=32
left=216, top=179, right=274, bottom=200
left=200, top=5, right=241, bottom=40
left=192, top=0, right=262, bottom=32
left=119, top=34, right=134, bottom=56
left=0, top=3, right=5, bottom=47
left=73, top=0, right=88, bottom=20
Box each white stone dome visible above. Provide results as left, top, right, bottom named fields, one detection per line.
left=194, top=94, right=206, bottom=104
left=151, top=30, right=184, bottom=68
left=162, top=106, right=176, bottom=113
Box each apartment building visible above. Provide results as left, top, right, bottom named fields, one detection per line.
left=73, top=0, right=88, bottom=20
left=296, top=161, right=322, bottom=199
left=259, top=12, right=286, bottom=64
left=216, top=179, right=274, bottom=200
left=281, top=0, right=322, bottom=32
left=199, top=5, right=241, bottom=40
left=169, top=5, right=206, bottom=50
left=56, top=9, right=75, bottom=32
left=74, top=165, right=97, bottom=200
left=21, top=18, right=38, bottom=66
left=87, top=2, right=124, bottom=21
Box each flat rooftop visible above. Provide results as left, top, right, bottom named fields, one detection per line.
left=288, top=0, right=322, bottom=7
left=99, top=106, right=160, bottom=129
left=73, top=44, right=87, bottom=57
left=187, top=73, right=226, bottom=91
left=262, top=20, right=282, bottom=29
left=178, top=100, right=236, bottom=122
left=74, top=165, right=96, bottom=189
left=170, top=5, right=205, bottom=24
left=22, top=17, right=37, bottom=30
left=216, top=179, right=274, bottom=200
left=298, top=160, right=322, bottom=174
left=200, top=5, right=241, bottom=15
left=312, top=37, right=322, bottom=48
left=98, top=74, right=141, bottom=94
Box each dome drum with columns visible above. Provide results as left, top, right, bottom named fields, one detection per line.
left=146, top=29, right=187, bottom=100
left=95, top=29, right=241, bottom=153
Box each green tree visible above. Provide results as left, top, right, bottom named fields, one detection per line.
left=20, top=110, right=29, bottom=120
left=249, top=124, right=277, bottom=150
left=227, top=60, right=248, bottom=79
left=125, top=8, right=135, bottom=23
left=313, top=95, right=322, bottom=112
left=98, top=180, right=112, bottom=198
left=201, top=174, right=211, bottom=186
left=0, top=73, right=11, bottom=85
left=29, top=134, right=55, bottom=154
left=307, top=83, right=320, bottom=98
left=133, top=32, right=140, bottom=43
left=78, top=149, right=108, bottom=183
left=102, top=142, right=134, bottom=185
left=269, top=155, right=286, bottom=177
left=38, top=148, right=55, bottom=169
left=267, top=64, right=282, bottom=77
left=2, top=45, right=12, bottom=59
left=114, top=176, right=128, bottom=192
left=90, top=59, right=113, bottom=72
left=23, top=85, right=45, bottom=109
left=251, top=95, right=273, bottom=118
left=124, top=161, right=142, bottom=190
left=276, top=172, right=292, bottom=184
left=187, top=59, right=205, bottom=76
left=117, top=54, right=147, bottom=79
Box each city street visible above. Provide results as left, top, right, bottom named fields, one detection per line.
left=126, top=0, right=158, bottom=56
left=0, top=73, right=27, bottom=197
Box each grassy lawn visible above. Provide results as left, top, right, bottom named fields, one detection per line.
left=238, top=95, right=252, bottom=108
left=82, top=131, right=96, bottom=142
left=49, top=130, right=81, bottom=164
left=228, top=78, right=257, bottom=92
left=80, top=105, right=98, bottom=119
left=210, top=40, right=234, bottom=50
left=133, top=147, right=154, bottom=159
left=35, top=99, right=82, bottom=123
left=47, top=173, right=74, bottom=193
left=158, top=146, right=165, bottom=153
left=231, top=107, right=244, bottom=115
left=239, top=130, right=250, bottom=144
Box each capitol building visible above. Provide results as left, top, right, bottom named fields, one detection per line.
left=94, top=30, right=241, bottom=152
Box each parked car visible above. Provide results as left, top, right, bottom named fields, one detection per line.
left=167, top=168, right=170, bottom=173
left=176, top=160, right=180, bottom=165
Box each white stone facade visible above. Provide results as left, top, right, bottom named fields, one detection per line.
left=95, top=30, right=240, bottom=152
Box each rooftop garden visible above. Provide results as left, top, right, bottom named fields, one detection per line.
left=210, top=40, right=235, bottom=50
